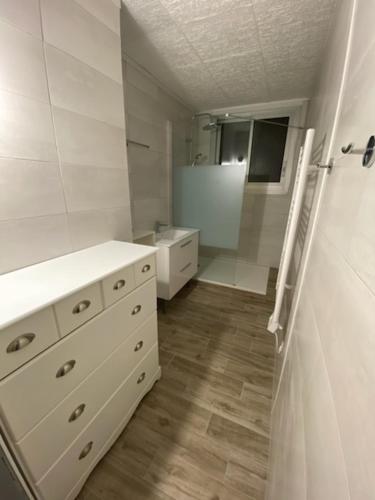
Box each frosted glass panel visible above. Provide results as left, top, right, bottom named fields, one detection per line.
left=173, top=165, right=246, bottom=249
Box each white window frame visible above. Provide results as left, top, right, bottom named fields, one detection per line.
left=206, top=99, right=308, bottom=196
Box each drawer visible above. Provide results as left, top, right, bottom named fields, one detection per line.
left=170, top=259, right=198, bottom=299
left=0, top=308, right=59, bottom=380
left=0, top=278, right=156, bottom=441
left=54, top=282, right=103, bottom=338
left=101, top=265, right=135, bottom=307
left=16, top=313, right=158, bottom=481
left=36, top=345, right=160, bottom=500
left=171, top=233, right=198, bottom=273
left=134, top=255, right=156, bottom=287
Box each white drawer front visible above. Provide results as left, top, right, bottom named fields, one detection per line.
left=0, top=308, right=59, bottom=380
left=0, top=278, right=156, bottom=441
left=171, top=233, right=198, bottom=273
left=36, top=345, right=160, bottom=500
left=102, top=265, right=135, bottom=307
left=134, top=255, right=156, bottom=287
left=16, top=313, right=158, bottom=481
left=54, top=282, right=103, bottom=338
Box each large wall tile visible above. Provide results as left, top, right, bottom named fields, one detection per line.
left=0, top=158, right=65, bottom=220
left=127, top=113, right=164, bottom=152
left=0, top=215, right=71, bottom=275
left=45, top=44, right=125, bottom=127
left=53, top=107, right=126, bottom=169
left=0, top=0, right=41, bottom=38
left=301, top=332, right=350, bottom=500
left=0, top=0, right=130, bottom=272
left=41, top=0, right=122, bottom=83
left=0, top=90, right=57, bottom=161
left=312, top=236, right=375, bottom=500
left=126, top=83, right=164, bottom=126
left=0, top=20, right=48, bottom=101
left=61, top=164, right=130, bottom=212
left=75, top=0, right=120, bottom=34
left=124, top=63, right=158, bottom=100
left=67, top=206, right=132, bottom=251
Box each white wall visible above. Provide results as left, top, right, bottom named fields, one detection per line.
left=124, top=61, right=192, bottom=232
left=267, top=1, right=375, bottom=499
left=0, top=0, right=132, bottom=275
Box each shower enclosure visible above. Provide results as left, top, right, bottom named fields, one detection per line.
left=173, top=163, right=270, bottom=292
left=173, top=113, right=281, bottom=294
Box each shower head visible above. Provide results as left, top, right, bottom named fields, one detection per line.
left=193, top=113, right=219, bottom=132
left=202, top=120, right=219, bottom=131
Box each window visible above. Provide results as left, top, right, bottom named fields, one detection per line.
left=248, top=116, right=289, bottom=183
left=219, top=121, right=251, bottom=165
left=214, top=110, right=296, bottom=195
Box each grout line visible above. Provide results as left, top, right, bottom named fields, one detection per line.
left=38, top=0, right=70, bottom=244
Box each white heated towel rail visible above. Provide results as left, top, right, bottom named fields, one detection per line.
left=268, top=128, right=315, bottom=334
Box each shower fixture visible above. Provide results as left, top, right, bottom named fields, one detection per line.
left=194, top=112, right=307, bottom=131
left=193, top=113, right=220, bottom=132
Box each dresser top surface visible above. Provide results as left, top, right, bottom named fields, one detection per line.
left=0, top=241, right=157, bottom=330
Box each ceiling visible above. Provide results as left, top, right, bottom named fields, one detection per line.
left=121, top=0, right=337, bottom=110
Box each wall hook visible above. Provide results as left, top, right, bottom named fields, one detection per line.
left=341, top=143, right=364, bottom=155
left=341, top=136, right=375, bottom=168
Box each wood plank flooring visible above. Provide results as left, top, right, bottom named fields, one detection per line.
left=79, top=270, right=277, bottom=500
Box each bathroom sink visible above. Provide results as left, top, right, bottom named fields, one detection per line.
left=156, top=228, right=190, bottom=241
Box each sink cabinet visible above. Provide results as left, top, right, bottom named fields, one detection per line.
left=156, top=231, right=199, bottom=300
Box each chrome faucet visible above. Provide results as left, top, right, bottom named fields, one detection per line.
left=155, top=221, right=169, bottom=233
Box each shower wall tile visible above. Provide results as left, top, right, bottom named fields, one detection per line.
left=0, top=90, right=57, bottom=162
left=0, top=0, right=41, bottom=38
left=74, top=0, right=120, bottom=34
left=0, top=20, right=48, bottom=101
left=61, top=164, right=130, bottom=212
left=53, top=107, right=126, bottom=169
left=40, top=0, right=122, bottom=82
left=45, top=45, right=125, bottom=127
left=0, top=215, right=71, bottom=274
left=0, top=159, right=65, bottom=221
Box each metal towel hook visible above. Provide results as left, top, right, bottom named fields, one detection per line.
left=341, top=135, right=375, bottom=168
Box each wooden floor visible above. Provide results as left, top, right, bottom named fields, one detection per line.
left=79, top=270, right=277, bottom=500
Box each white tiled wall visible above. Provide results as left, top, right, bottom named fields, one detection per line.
left=267, top=1, right=375, bottom=499
left=0, top=0, right=132, bottom=274
left=124, top=61, right=192, bottom=231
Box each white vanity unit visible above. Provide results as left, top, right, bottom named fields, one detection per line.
left=0, top=241, right=160, bottom=500
left=156, top=228, right=199, bottom=300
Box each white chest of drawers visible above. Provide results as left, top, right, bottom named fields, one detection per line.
left=0, top=241, right=160, bottom=500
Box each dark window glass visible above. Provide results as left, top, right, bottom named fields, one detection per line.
left=248, top=116, right=289, bottom=183
left=219, top=121, right=251, bottom=165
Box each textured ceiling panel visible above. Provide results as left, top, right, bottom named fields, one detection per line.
left=121, top=0, right=337, bottom=110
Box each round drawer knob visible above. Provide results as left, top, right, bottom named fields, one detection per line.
left=142, top=264, right=151, bottom=273
left=6, top=333, right=35, bottom=353
left=78, top=441, right=93, bottom=460
left=72, top=300, right=91, bottom=315
left=131, top=304, right=142, bottom=315
left=68, top=403, right=86, bottom=422
left=134, top=340, right=144, bottom=352
left=137, top=372, right=146, bottom=384
left=56, top=360, right=76, bottom=378
left=113, top=279, right=126, bottom=291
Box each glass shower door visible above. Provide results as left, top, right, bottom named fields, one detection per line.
left=173, top=164, right=246, bottom=286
